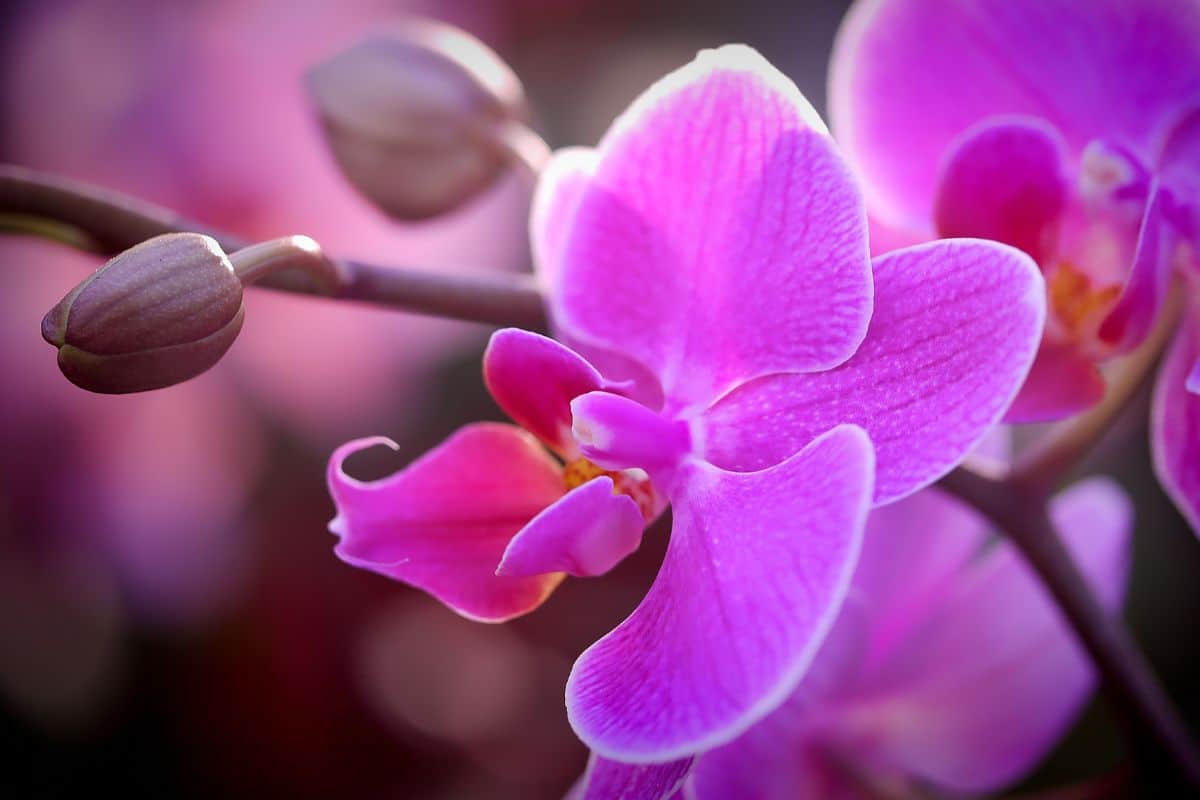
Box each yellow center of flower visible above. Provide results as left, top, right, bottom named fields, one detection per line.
left=1047, top=261, right=1121, bottom=338
left=562, top=457, right=657, bottom=520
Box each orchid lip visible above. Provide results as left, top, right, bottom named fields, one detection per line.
left=570, top=390, right=692, bottom=477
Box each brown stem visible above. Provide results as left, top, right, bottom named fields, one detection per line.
left=939, top=466, right=1200, bottom=789
left=229, top=235, right=347, bottom=293
left=0, top=163, right=548, bottom=330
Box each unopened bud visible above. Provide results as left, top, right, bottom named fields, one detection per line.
left=42, top=233, right=244, bottom=393
left=306, top=19, right=532, bottom=220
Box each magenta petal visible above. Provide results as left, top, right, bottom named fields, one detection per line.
left=856, top=477, right=1132, bottom=792
left=1099, top=187, right=1177, bottom=351
left=831, top=0, right=1200, bottom=229
left=566, top=425, right=874, bottom=761
left=1160, top=105, right=1200, bottom=217
left=934, top=117, right=1067, bottom=262
left=1004, top=341, right=1106, bottom=423
left=852, top=488, right=988, bottom=663
left=555, top=45, right=872, bottom=407
left=1152, top=298, right=1200, bottom=533
left=699, top=239, right=1044, bottom=503
left=484, top=328, right=608, bottom=455
left=497, top=478, right=644, bottom=578
left=569, top=755, right=694, bottom=800
left=327, top=424, right=566, bottom=622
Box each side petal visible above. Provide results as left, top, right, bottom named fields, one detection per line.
left=853, top=488, right=988, bottom=665
left=483, top=327, right=606, bottom=455
left=566, top=426, right=874, bottom=761
left=933, top=117, right=1068, bottom=263
left=568, top=754, right=694, bottom=800
left=830, top=0, right=1200, bottom=229
left=497, top=477, right=645, bottom=578
left=1004, top=341, right=1106, bottom=423
left=556, top=45, right=872, bottom=408
left=848, top=477, right=1132, bottom=792
left=699, top=239, right=1044, bottom=503
left=1098, top=187, right=1178, bottom=351
left=1159, top=104, right=1200, bottom=231
left=1152, top=297, right=1200, bottom=534
left=327, top=424, right=566, bottom=623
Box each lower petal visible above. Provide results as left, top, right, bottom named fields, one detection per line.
left=1152, top=298, right=1200, bottom=534
left=566, top=425, right=874, bottom=761
left=567, top=755, right=693, bottom=800
left=497, top=477, right=645, bottom=578
left=327, top=424, right=567, bottom=622
left=1004, top=341, right=1106, bottom=423
left=847, top=478, right=1132, bottom=792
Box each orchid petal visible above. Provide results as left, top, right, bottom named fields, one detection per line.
left=934, top=117, right=1068, bottom=262
left=566, top=425, right=874, bottom=761
left=484, top=328, right=608, bottom=455
left=1099, top=187, right=1177, bottom=351
left=532, top=147, right=599, bottom=292
left=685, top=594, right=875, bottom=800
left=497, top=477, right=644, bottom=578
left=327, top=424, right=566, bottom=623
left=852, top=477, right=1132, bottom=792
left=830, top=0, right=1200, bottom=229
left=568, top=754, right=694, bottom=800
left=852, top=488, right=988, bottom=664
left=555, top=45, right=872, bottom=408
left=528, top=151, right=667, bottom=409
left=699, top=239, right=1043, bottom=503
left=1004, top=341, right=1106, bottom=423
left=1152, top=298, right=1200, bottom=534
left=1160, top=105, right=1200, bottom=223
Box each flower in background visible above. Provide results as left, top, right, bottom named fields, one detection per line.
left=329, top=45, right=1043, bottom=763
left=571, top=477, right=1133, bottom=800
left=830, top=0, right=1200, bottom=527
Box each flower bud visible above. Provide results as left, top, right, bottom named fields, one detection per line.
left=306, top=19, right=529, bottom=220
left=42, top=233, right=244, bottom=393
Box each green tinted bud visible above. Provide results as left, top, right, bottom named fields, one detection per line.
left=41, top=233, right=244, bottom=393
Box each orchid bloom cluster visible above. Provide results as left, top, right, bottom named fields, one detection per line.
left=330, top=43, right=1058, bottom=789
left=832, top=0, right=1200, bottom=527
left=10, top=1, right=1200, bottom=797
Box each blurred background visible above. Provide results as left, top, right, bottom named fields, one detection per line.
left=1, top=0, right=1197, bottom=797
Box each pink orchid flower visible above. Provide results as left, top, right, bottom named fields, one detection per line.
left=572, top=477, right=1133, bottom=800
left=830, top=0, right=1200, bottom=528
left=328, top=45, right=1044, bottom=762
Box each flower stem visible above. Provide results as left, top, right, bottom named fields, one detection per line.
left=0, top=164, right=548, bottom=329
left=229, top=235, right=347, bottom=293
left=939, top=466, right=1200, bottom=789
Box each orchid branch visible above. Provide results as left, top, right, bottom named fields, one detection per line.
left=0, top=164, right=548, bottom=330
left=2, top=161, right=1197, bottom=788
